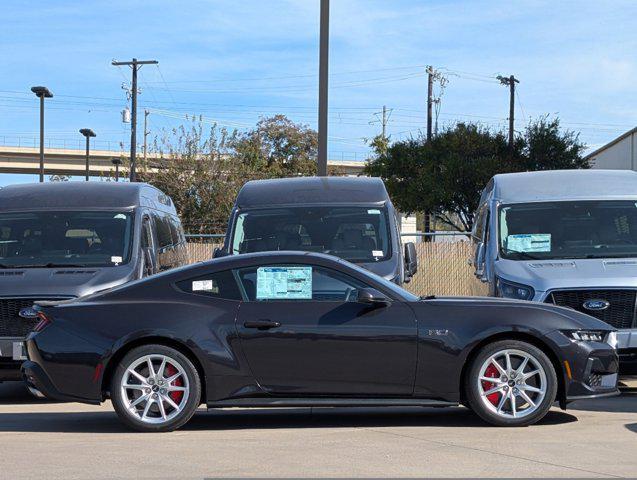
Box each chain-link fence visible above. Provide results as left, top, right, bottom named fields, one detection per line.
left=185, top=233, right=487, bottom=297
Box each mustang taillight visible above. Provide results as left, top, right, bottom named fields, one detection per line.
left=33, top=311, right=52, bottom=333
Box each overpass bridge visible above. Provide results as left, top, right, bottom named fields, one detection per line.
left=0, top=145, right=366, bottom=178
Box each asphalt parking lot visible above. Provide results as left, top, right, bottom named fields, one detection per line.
left=0, top=382, right=635, bottom=479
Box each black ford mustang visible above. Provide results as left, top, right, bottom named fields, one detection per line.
left=22, top=252, right=618, bottom=432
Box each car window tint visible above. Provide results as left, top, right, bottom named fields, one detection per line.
left=237, top=265, right=367, bottom=302
left=176, top=269, right=242, bottom=301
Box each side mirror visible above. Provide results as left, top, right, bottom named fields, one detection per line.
left=213, top=247, right=225, bottom=259
left=357, top=288, right=391, bottom=306
left=474, top=242, right=486, bottom=279
left=404, top=242, right=418, bottom=277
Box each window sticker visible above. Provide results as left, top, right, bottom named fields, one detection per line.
left=372, top=250, right=384, bottom=257
left=111, top=256, right=123, bottom=264
left=367, top=209, right=381, bottom=215
left=256, top=266, right=312, bottom=300
left=506, top=234, right=551, bottom=253
left=192, top=280, right=215, bottom=292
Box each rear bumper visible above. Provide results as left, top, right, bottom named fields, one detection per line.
left=21, top=361, right=97, bottom=403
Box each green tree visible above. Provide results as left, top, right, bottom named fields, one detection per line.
left=365, top=118, right=588, bottom=232
left=232, top=115, right=319, bottom=177
left=142, top=115, right=335, bottom=233
left=140, top=118, right=243, bottom=233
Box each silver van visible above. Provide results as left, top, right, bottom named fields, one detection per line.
left=0, top=182, right=187, bottom=382
left=472, top=169, right=637, bottom=374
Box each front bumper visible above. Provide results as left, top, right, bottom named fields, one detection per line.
left=0, top=337, right=27, bottom=381
left=565, top=341, right=619, bottom=401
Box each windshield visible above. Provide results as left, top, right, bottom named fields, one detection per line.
left=0, top=210, right=134, bottom=268
left=499, top=201, right=637, bottom=260
left=231, top=206, right=392, bottom=263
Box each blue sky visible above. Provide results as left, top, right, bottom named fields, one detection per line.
left=1, top=0, right=636, bottom=185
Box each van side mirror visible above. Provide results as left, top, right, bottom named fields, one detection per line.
left=357, top=288, right=391, bottom=306
left=474, top=242, right=486, bottom=280
left=213, top=247, right=225, bottom=259
left=404, top=242, right=418, bottom=277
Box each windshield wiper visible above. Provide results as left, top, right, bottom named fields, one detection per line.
left=503, top=249, right=542, bottom=260
left=17, top=263, right=89, bottom=268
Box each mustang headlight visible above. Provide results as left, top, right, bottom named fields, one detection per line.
left=495, top=277, right=535, bottom=301
left=565, top=330, right=607, bottom=343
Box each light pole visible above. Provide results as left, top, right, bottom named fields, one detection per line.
left=79, top=129, right=96, bottom=181
left=317, top=0, right=329, bottom=176
left=31, top=86, right=53, bottom=183
left=112, top=158, right=122, bottom=182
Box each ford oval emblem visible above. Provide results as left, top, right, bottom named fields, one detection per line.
left=582, top=299, right=610, bottom=311
left=18, top=307, right=38, bottom=319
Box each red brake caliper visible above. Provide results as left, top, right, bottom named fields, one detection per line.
left=164, top=364, right=184, bottom=404
left=482, top=363, right=501, bottom=406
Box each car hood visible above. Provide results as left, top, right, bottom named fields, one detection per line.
left=0, top=266, right=136, bottom=299
left=495, top=258, right=637, bottom=292
left=424, top=295, right=616, bottom=332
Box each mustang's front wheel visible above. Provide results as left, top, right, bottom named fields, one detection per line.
left=111, top=344, right=201, bottom=432
left=465, top=340, right=557, bottom=427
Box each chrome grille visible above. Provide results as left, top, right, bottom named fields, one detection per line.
left=547, top=290, right=636, bottom=330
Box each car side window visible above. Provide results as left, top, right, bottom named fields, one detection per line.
left=176, top=269, right=242, bottom=301
left=237, top=265, right=367, bottom=302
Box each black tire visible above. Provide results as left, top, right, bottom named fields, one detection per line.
left=464, top=339, right=557, bottom=427
left=111, top=344, right=201, bottom=432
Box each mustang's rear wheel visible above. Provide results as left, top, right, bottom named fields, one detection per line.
left=111, top=344, right=201, bottom=432
left=465, top=340, right=557, bottom=427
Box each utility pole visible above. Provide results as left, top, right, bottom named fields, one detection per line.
left=381, top=105, right=388, bottom=140
left=426, top=66, right=434, bottom=141
left=112, top=58, right=158, bottom=181
left=497, top=74, right=519, bottom=149
left=143, top=109, right=150, bottom=163
left=317, top=0, right=329, bottom=177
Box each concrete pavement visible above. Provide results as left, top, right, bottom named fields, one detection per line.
left=0, top=382, right=635, bottom=479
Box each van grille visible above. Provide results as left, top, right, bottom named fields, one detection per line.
left=0, top=298, right=68, bottom=338
left=547, top=290, right=636, bottom=330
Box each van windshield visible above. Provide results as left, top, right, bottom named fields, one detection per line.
left=499, top=201, right=637, bottom=260
left=0, top=211, right=134, bottom=268
left=232, top=206, right=392, bottom=263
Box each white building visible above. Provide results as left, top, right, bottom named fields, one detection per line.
left=586, top=127, right=637, bottom=170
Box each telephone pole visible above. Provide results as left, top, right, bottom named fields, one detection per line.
left=143, top=109, right=150, bottom=163
left=426, top=66, right=434, bottom=141
left=497, top=74, right=519, bottom=149
left=317, top=0, right=330, bottom=177
left=111, top=58, right=158, bottom=181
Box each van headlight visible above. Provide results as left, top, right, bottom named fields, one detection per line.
left=495, top=277, right=535, bottom=300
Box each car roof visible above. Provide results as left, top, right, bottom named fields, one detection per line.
left=0, top=182, right=176, bottom=213
left=235, top=176, right=390, bottom=208
left=492, top=169, right=637, bottom=203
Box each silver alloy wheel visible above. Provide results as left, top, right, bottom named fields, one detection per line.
left=120, top=354, right=190, bottom=424
left=476, top=348, right=547, bottom=419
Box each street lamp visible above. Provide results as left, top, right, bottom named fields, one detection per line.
left=112, top=158, right=122, bottom=182
left=317, top=0, right=329, bottom=177
left=79, top=128, right=96, bottom=181
left=31, top=86, right=53, bottom=183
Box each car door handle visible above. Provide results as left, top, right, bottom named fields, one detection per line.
left=243, top=320, right=281, bottom=330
